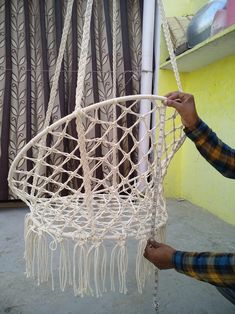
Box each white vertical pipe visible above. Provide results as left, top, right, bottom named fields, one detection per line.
left=138, top=0, right=156, bottom=189
left=152, top=1, right=161, bottom=142
left=153, top=2, right=161, bottom=103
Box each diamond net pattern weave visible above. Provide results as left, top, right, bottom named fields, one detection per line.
left=8, top=95, right=184, bottom=296
left=8, top=0, right=185, bottom=298
left=10, top=96, right=184, bottom=242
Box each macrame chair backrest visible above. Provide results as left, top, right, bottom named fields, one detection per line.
left=8, top=0, right=185, bottom=300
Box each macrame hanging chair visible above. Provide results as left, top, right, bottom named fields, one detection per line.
left=8, top=0, right=184, bottom=309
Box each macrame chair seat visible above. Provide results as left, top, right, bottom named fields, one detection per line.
left=8, top=0, right=184, bottom=304
left=9, top=94, right=184, bottom=296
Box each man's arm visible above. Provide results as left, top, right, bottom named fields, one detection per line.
left=185, top=119, right=235, bottom=178
left=144, top=240, right=235, bottom=289
left=164, top=92, right=235, bottom=178
left=173, top=251, right=235, bottom=289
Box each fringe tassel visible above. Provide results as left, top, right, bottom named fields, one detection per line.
left=51, top=249, right=54, bottom=291
left=37, top=233, right=49, bottom=284
left=136, top=238, right=148, bottom=293
left=24, top=215, right=49, bottom=284
left=67, top=240, right=73, bottom=286
left=59, top=241, right=69, bottom=291
left=100, top=244, right=107, bottom=294
left=86, top=243, right=107, bottom=297
left=24, top=215, right=164, bottom=297
left=110, top=240, right=128, bottom=294
left=73, top=241, right=88, bottom=297
left=24, top=214, right=35, bottom=278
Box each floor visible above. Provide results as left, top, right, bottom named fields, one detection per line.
left=0, top=199, right=234, bottom=314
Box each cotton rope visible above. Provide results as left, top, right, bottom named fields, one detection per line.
left=30, top=0, right=75, bottom=196
left=8, top=0, right=184, bottom=311
left=158, top=0, right=182, bottom=92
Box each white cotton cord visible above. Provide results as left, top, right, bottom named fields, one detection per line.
left=101, top=244, right=107, bottom=293
left=79, top=245, right=85, bottom=296
left=110, top=242, right=119, bottom=291
left=86, top=242, right=106, bottom=298
left=94, top=245, right=100, bottom=297
left=117, top=241, right=128, bottom=294
left=38, top=234, right=44, bottom=283
left=59, top=241, right=68, bottom=292
left=84, top=244, right=90, bottom=295
left=73, top=243, right=79, bottom=296
left=73, top=241, right=107, bottom=297
left=30, top=0, right=75, bottom=196
left=110, top=240, right=128, bottom=294
left=32, top=233, right=38, bottom=280
left=73, top=243, right=80, bottom=296
left=36, top=233, right=49, bottom=285
left=24, top=215, right=32, bottom=276
left=43, top=0, right=75, bottom=128
left=24, top=227, right=35, bottom=278
left=158, top=0, right=182, bottom=91
left=73, top=242, right=89, bottom=297
left=86, top=244, right=94, bottom=296
left=24, top=213, right=31, bottom=239
left=37, top=234, right=41, bottom=286
left=48, top=234, right=59, bottom=291
left=75, top=113, right=94, bottom=231
left=143, top=253, right=154, bottom=280
left=75, top=0, right=94, bottom=110
left=151, top=106, right=166, bottom=239
left=44, top=234, right=49, bottom=282
left=136, top=238, right=147, bottom=293
left=51, top=249, right=55, bottom=291
left=30, top=236, right=35, bottom=278
left=67, top=240, right=73, bottom=286
left=38, top=233, right=49, bottom=283
left=73, top=0, right=95, bottom=233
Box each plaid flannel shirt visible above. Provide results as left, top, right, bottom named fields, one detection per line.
left=173, top=251, right=235, bottom=288
left=172, top=119, right=235, bottom=288
left=185, top=119, right=235, bottom=179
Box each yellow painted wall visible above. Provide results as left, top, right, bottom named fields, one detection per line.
left=162, top=0, right=206, bottom=16
left=160, top=1, right=235, bottom=224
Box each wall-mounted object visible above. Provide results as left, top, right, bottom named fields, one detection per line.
left=187, top=0, right=227, bottom=48
left=211, top=9, right=227, bottom=35
left=226, top=0, right=235, bottom=27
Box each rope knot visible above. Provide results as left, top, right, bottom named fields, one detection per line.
left=38, top=229, right=43, bottom=237
left=118, top=235, right=126, bottom=246
left=77, top=239, right=86, bottom=247
left=90, top=235, right=102, bottom=247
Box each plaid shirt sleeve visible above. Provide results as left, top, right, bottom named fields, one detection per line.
left=184, top=119, right=235, bottom=179
left=173, top=251, right=235, bottom=289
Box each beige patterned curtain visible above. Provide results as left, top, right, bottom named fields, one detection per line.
left=0, top=0, right=143, bottom=200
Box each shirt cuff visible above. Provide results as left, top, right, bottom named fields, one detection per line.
left=172, top=250, right=185, bottom=272
left=184, top=119, right=212, bottom=144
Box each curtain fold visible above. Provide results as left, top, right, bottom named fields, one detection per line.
left=0, top=0, right=143, bottom=200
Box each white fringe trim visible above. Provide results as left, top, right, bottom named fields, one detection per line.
left=24, top=214, right=165, bottom=297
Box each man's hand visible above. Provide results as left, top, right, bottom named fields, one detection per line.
left=164, top=91, right=200, bottom=130
left=144, top=239, right=176, bottom=270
